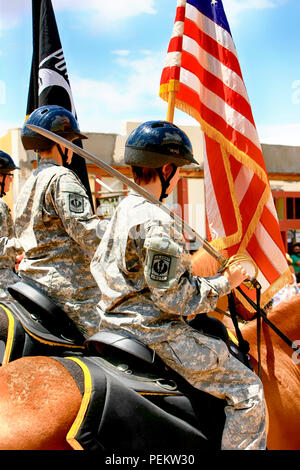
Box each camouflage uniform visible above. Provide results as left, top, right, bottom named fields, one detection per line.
left=14, top=158, right=106, bottom=337
left=0, top=198, right=21, bottom=300
left=91, top=192, right=266, bottom=450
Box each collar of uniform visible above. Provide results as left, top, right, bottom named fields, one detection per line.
left=37, top=158, right=60, bottom=168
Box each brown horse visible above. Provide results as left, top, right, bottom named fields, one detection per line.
left=241, top=296, right=300, bottom=450
left=0, top=356, right=82, bottom=450
left=192, top=248, right=300, bottom=450
left=0, top=294, right=299, bottom=450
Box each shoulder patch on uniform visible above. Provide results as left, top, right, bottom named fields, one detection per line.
left=150, top=254, right=171, bottom=282
left=144, top=236, right=182, bottom=289
left=69, top=193, right=84, bottom=213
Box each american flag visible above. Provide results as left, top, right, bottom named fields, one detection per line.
left=159, top=0, right=291, bottom=309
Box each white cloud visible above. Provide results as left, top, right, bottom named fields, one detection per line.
left=71, top=50, right=166, bottom=133
left=0, top=0, right=29, bottom=30
left=0, top=0, right=156, bottom=31
left=53, top=0, right=156, bottom=32
left=70, top=44, right=300, bottom=145
left=0, top=0, right=288, bottom=32
left=222, top=0, right=288, bottom=23
left=112, top=50, right=131, bottom=57
left=53, top=0, right=156, bottom=20
left=257, top=123, right=300, bottom=146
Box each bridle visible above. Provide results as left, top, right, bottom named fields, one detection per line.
left=227, top=284, right=296, bottom=378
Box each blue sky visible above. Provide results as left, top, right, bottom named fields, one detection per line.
left=1, top=0, right=300, bottom=146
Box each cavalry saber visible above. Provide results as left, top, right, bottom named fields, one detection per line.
left=27, top=124, right=226, bottom=266
left=26, top=125, right=298, bottom=352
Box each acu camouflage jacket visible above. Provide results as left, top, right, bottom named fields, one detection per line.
left=91, top=192, right=231, bottom=344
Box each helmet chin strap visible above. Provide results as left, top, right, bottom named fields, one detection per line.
left=156, top=164, right=177, bottom=202
left=56, top=143, right=69, bottom=167
left=0, top=174, right=6, bottom=198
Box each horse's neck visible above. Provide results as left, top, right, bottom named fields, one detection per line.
left=243, top=296, right=300, bottom=342
left=267, top=297, right=300, bottom=339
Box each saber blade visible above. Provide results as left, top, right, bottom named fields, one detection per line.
left=26, top=124, right=227, bottom=266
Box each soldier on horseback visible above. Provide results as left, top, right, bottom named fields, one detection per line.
left=90, top=120, right=267, bottom=450
left=14, top=105, right=107, bottom=338
left=0, top=151, right=22, bottom=301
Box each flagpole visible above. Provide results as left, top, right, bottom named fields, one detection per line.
left=166, top=89, right=176, bottom=123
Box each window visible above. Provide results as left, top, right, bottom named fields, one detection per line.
left=272, top=191, right=300, bottom=251
left=274, top=197, right=285, bottom=220
left=296, top=198, right=300, bottom=219
left=273, top=194, right=300, bottom=221
left=286, top=197, right=300, bottom=220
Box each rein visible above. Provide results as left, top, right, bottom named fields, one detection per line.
left=225, top=284, right=295, bottom=378
left=235, top=286, right=295, bottom=351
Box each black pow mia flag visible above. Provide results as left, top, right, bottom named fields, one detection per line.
left=26, top=0, right=94, bottom=212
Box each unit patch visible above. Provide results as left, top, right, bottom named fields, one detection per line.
left=150, top=254, right=171, bottom=282
left=69, top=193, right=84, bottom=213
left=144, top=236, right=181, bottom=289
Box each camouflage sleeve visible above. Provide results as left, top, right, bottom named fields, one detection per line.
left=49, top=172, right=104, bottom=251
left=0, top=237, right=22, bottom=264
left=0, top=200, right=10, bottom=237
left=0, top=202, right=22, bottom=268
left=143, top=222, right=231, bottom=316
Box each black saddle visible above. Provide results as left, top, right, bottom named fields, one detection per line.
left=7, top=281, right=85, bottom=345
left=85, top=330, right=155, bottom=364
left=1, top=284, right=245, bottom=450
left=6, top=282, right=156, bottom=365
left=3, top=282, right=158, bottom=367
left=4, top=280, right=249, bottom=372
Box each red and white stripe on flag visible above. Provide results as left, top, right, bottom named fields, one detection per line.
left=159, top=0, right=291, bottom=308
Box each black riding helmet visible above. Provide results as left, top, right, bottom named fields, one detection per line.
left=0, top=150, right=19, bottom=197
left=0, top=151, right=19, bottom=173
left=21, top=105, right=87, bottom=163
left=125, top=120, right=197, bottom=168
left=124, top=120, right=198, bottom=201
